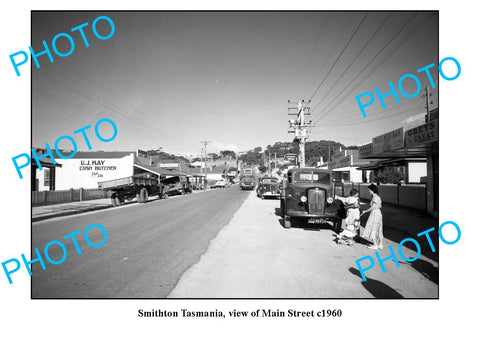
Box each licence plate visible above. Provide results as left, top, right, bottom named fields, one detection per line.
left=308, top=218, right=327, bottom=224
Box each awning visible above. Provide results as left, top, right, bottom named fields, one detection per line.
left=356, top=158, right=426, bottom=170
left=134, top=163, right=183, bottom=177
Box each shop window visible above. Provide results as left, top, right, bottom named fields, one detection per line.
left=44, top=168, right=50, bottom=187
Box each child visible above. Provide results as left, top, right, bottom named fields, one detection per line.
left=335, top=189, right=361, bottom=245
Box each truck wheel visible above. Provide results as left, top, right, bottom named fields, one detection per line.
left=139, top=188, right=148, bottom=203
left=111, top=194, right=117, bottom=206
left=284, top=216, right=292, bottom=229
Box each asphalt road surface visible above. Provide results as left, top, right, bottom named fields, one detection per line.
left=32, top=186, right=249, bottom=298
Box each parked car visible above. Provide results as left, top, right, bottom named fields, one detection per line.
left=213, top=178, right=227, bottom=188
left=256, top=177, right=280, bottom=199
left=240, top=177, right=255, bottom=190
left=280, top=168, right=345, bottom=231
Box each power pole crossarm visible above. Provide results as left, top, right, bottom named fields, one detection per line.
left=287, top=100, right=311, bottom=168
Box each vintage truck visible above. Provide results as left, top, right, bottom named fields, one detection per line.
left=280, top=167, right=346, bottom=231
left=98, top=173, right=165, bottom=206
left=160, top=174, right=192, bottom=196
left=239, top=167, right=256, bottom=191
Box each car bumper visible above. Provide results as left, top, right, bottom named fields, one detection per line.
left=262, top=193, right=280, bottom=197
left=285, top=210, right=340, bottom=221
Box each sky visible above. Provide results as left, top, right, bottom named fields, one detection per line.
left=32, top=11, right=438, bottom=156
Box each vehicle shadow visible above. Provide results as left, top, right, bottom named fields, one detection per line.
left=348, top=268, right=405, bottom=298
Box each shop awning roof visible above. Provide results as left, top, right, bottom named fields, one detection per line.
left=32, top=157, right=62, bottom=168
left=356, top=158, right=427, bottom=170
left=134, top=163, right=186, bottom=177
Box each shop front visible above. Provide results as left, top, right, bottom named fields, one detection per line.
left=358, top=111, right=438, bottom=215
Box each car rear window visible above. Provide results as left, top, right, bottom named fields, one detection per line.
left=293, top=172, right=330, bottom=184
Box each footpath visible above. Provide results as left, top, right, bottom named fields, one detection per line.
left=32, top=189, right=214, bottom=222
left=169, top=191, right=439, bottom=298
left=33, top=198, right=114, bottom=222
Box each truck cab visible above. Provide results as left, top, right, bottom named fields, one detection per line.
left=280, top=168, right=345, bottom=230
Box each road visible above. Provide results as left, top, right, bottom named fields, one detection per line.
left=32, top=186, right=249, bottom=298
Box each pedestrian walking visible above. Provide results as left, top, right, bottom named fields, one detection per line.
left=361, top=184, right=384, bottom=250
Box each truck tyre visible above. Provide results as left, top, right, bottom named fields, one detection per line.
left=284, top=216, right=291, bottom=229
left=139, top=188, right=148, bottom=203
left=111, top=193, right=120, bottom=207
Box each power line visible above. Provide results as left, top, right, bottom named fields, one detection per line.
left=288, top=13, right=331, bottom=98
left=33, top=68, right=201, bottom=152
left=312, top=13, right=435, bottom=125
left=303, top=13, right=354, bottom=98
left=308, top=12, right=369, bottom=102
left=321, top=99, right=420, bottom=126
left=310, top=12, right=392, bottom=113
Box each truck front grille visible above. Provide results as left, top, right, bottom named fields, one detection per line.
left=308, top=188, right=325, bottom=215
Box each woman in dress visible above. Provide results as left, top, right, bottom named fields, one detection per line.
left=361, top=184, right=384, bottom=250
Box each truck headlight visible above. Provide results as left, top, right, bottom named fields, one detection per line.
left=327, top=197, right=334, bottom=204
left=300, top=196, right=307, bottom=203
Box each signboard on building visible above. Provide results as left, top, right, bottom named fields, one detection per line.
left=136, top=149, right=152, bottom=166
left=284, top=153, right=297, bottom=162
left=329, top=155, right=352, bottom=169
left=359, top=143, right=373, bottom=159
left=405, top=119, right=438, bottom=147
left=372, top=127, right=404, bottom=154
left=54, top=153, right=135, bottom=190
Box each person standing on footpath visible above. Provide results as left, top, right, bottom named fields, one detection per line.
left=361, top=184, right=384, bottom=250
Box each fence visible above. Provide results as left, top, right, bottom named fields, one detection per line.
left=32, top=188, right=107, bottom=206
left=335, top=182, right=427, bottom=212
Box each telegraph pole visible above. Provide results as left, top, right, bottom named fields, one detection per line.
left=423, top=86, right=433, bottom=122
left=200, top=141, right=209, bottom=188
left=288, top=100, right=312, bottom=168
left=201, top=141, right=209, bottom=168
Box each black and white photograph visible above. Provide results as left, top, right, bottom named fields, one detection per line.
left=0, top=0, right=477, bottom=339
left=29, top=10, right=439, bottom=298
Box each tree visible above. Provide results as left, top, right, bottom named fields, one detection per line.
left=220, top=150, right=236, bottom=159
left=372, top=166, right=406, bottom=184
left=258, top=165, right=267, bottom=173
left=253, top=146, right=262, bottom=153
left=207, top=153, right=220, bottom=161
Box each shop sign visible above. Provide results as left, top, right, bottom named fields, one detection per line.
left=79, top=159, right=118, bottom=178
left=405, top=119, right=438, bottom=147
left=136, top=149, right=152, bottom=165
left=372, top=127, right=404, bottom=154
left=284, top=153, right=297, bottom=162
left=359, top=143, right=373, bottom=159
left=330, top=155, right=352, bottom=169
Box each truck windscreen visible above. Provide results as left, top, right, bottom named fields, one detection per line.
left=293, top=172, right=330, bottom=184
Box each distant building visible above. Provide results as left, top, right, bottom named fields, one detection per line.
left=327, top=148, right=370, bottom=182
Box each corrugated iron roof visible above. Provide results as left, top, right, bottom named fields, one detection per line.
left=133, top=163, right=187, bottom=177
